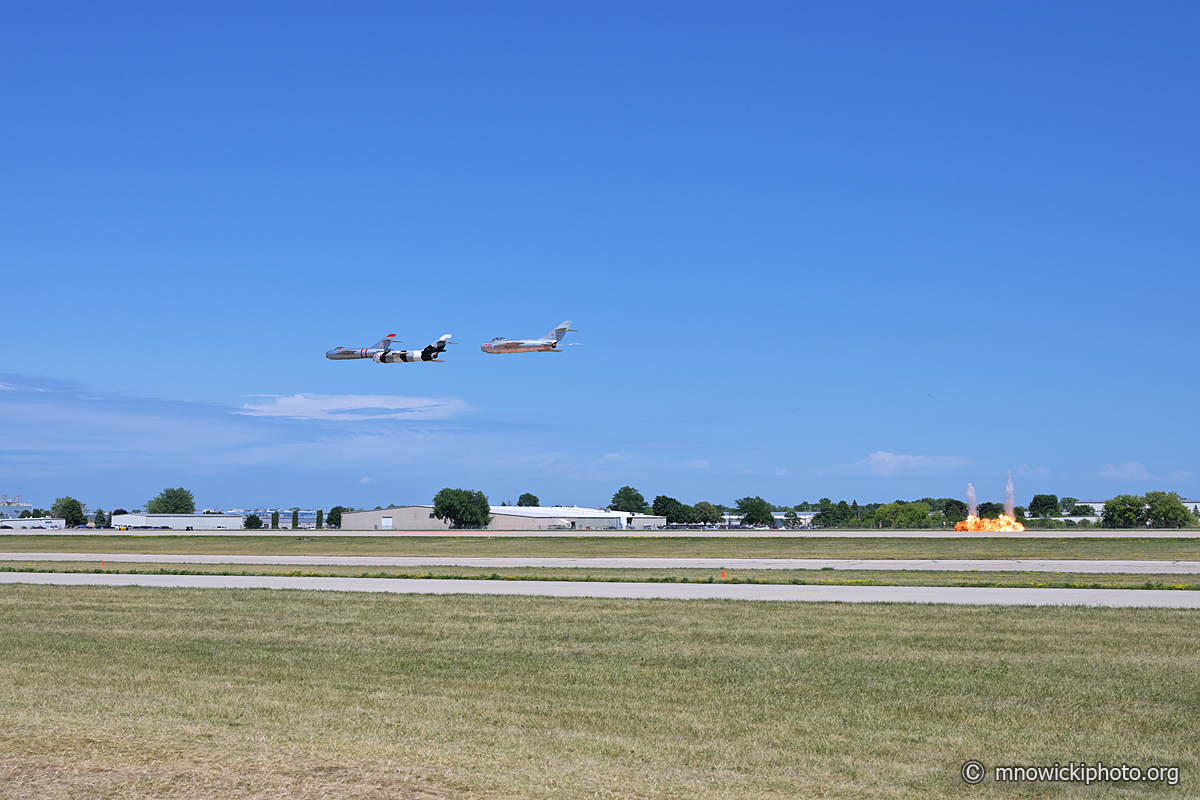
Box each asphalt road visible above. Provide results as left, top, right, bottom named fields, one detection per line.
left=3, top=572, right=1199, bottom=607
left=3, top=553, right=1199, bottom=574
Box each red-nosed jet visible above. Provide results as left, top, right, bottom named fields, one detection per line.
left=326, top=334, right=453, bottom=363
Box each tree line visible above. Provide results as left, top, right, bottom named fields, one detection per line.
left=12, top=486, right=1196, bottom=532
left=606, top=488, right=1198, bottom=530
left=800, top=493, right=1196, bottom=530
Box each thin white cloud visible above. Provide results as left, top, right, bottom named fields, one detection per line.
left=853, top=451, right=974, bottom=476
left=683, top=460, right=710, bottom=470
left=235, top=394, right=472, bottom=421
left=1014, top=463, right=1050, bottom=478
left=600, top=453, right=636, bottom=462
left=359, top=476, right=374, bottom=484
left=1166, top=471, right=1193, bottom=482
left=1101, top=462, right=1155, bottom=482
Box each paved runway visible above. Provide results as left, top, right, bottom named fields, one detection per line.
left=3, top=553, right=1199, bottom=574
left=3, top=528, right=1194, bottom=538
left=3, top=572, right=1198, bottom=607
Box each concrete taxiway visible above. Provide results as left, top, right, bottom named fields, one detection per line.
left=3, top=572, right=1198, bottom=607
left=3, top=553, right=1199, bottom=574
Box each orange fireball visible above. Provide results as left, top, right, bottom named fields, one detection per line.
left=954, top=514, right=1025, bottom=532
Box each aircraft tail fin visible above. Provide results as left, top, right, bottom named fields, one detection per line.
left=421, top=334, right=454, bottom=360
left=371, top=334, right=399, bottom=350
left=544, top=321, right=574, bottom=343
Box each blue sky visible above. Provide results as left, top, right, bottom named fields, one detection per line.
left=2, top=1, right=1196, bottom=512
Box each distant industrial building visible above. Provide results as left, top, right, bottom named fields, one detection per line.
left=226, top=509, right=322, bottom=529
left=717, top=511, right=817, bottom=528
left=0, top=494, right=33, bottom=519
left=341, top=506, right=665, bottom=531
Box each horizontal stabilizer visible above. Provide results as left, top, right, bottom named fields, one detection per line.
left=544, top=321, right=574, bottom=342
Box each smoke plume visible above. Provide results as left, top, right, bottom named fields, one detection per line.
left=966, top=483, right=977, bottom=518
left=1005, top=470, right=1015, bottom=518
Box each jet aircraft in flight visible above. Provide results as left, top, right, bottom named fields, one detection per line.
left=326, top=333, right=453, bottom=363
left=481, top=321, right=577, bottom=354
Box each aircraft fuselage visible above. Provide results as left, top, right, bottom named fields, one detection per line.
left=480, top=338, right=558, bottom=354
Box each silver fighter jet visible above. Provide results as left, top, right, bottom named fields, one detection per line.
left=480, top=321, right=577, bottom=354
left=326, top=333, right=454, bottom=363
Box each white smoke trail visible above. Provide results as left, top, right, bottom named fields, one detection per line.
left=966, top=483, right=977, bottom=517
left=1005, top=471, right=1015, bottom=518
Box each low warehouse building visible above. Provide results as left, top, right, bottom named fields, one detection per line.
left=111, top=513, right=246, bottom=530
left=0, top=517, right=66, bottom=530
left=341, top=506, right=665, bottom=531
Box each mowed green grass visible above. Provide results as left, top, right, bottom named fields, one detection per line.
left=1, top=586, right=1196, bottom=799
left=3, top=534, right=1200, bottom=560
left=5, top=561, right=1200, bottom=590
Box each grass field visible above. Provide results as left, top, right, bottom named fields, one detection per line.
left=1, top=586, right=1196, bottom=799
left=3, top=561, right=1199, bottom=591
left=3, top=534, right=1199, bottom=560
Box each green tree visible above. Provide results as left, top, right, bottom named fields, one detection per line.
left=976, top=502, right=1004, bottom=518
left=433, top=488, right=493, bottom=529
left=1143, top=491, right=1197, bottom=528
left=244, top=514, right=263, bottom=530
left=943, top=498, right=969, bottom=522
left=812, top=499, right=856, bottom=528
left=609, top=486, right=649, bottom=513
left=691, top=501, right=722, bottom=525
left=1073, top=504, right=1096, bottom=516
left=291, top=509, right=299, bottom=529
left=735, top=496, right=775, bottom=527
left=93, top=509, right=107, bottom=528
left=652, top=495, right=694, bottom=525
left=1029, top=494, right=1059, bottom=518
left=517, top=493, right=539, bottom=507
left=271, top=510, right=280, bottom=529
left=51, top=497, right=87, bottom=527
left=782, top=510, right=799, bottom=529
left=146, top=487, right=196, bottom=514
left=315, top=509, right=323, bottom=529
left=326, top=506, right=345, bottom=529
left=1059, top=497, right=1079, bottom=515
left=1102, top=494, right=1146, bottom=529
left=872, top=501, right=931, bottom=529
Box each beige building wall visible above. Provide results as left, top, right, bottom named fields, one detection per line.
left=341, top=507, right=452, bottom=531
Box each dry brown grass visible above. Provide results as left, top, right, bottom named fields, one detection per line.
left=3, top=534, right=1199, bottom=561
left=1, top=586, right=1197, bottom=798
